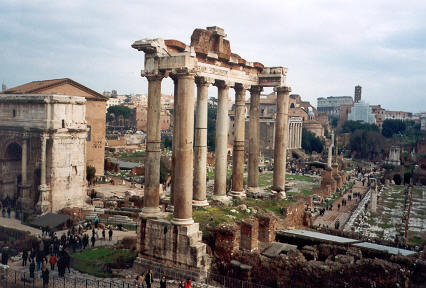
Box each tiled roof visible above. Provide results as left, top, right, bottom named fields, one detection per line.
left=1, top=78, right=107, bottom=101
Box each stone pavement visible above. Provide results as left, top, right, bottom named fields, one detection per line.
left=313, top=180, right=369, bottom=229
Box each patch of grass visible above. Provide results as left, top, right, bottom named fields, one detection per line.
left=242, top=198, right=293, bottom=217
left=259, top=173, right=274, bottom=187
left=193, top=206, right=249, bottom=233
left=71, top=248, right=136, bottom=277
left=408, top=236, right=425, bottom=246
left=301, top=189, right=313, bottom=196
left=287, top=174, right=314, bottom=183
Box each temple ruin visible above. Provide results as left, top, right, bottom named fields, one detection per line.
left=131, top=26, right=292, bottom=276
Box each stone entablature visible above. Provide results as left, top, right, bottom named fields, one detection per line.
left=0, top=94, right=88, bottom=213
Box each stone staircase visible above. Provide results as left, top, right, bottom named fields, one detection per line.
left=105, top=215, right=137, bottom=227
left=84, top=208, right=105, bottom=221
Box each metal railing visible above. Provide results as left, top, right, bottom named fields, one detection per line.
left=0, top=265, right=271, bottom=288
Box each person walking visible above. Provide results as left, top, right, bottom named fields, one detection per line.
left=42, top=265, right=49, bottom=288
left=160, top=275, right=167, bottom=288
left=6, top=207, right=11, bottom=218
left=135, top=273, right=146, bottom=288
left=22, top=249, right=28, bottom=266
left=102, top=228, right=106, bottom=240
left=145, top=269, right=153, bottom=288
left=178, top=280, right=185, bottom=288
left=108, top=228, right=113, bottom=241
left=91, top=235, right=96, bottom=247
left=184, top=279, right=191, bottom=288
left=49, top=254, right=56, bottom=271
left=29, top=258, right=35, bottom=278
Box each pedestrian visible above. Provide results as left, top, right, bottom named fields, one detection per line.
left=94, top=216, right=99, bottom=228
left=36, top=250, right=43, bottom=271
left=49, top=254, right=56, bottom=271
left=102, top=228, right=106, bottom=240
left=22, top=249, right=28, bottom=266
left=184, top=279, right=191, bottom=288
left=29, top=258, right=35, bottom=278
left=178, top=280, right=185, bottom=288
left=1, top=248, right=8, bottom=265
left=135, top=273, right=145, bottom=288
left=91, top=235, right=96, bottom=247
left=7, top=207, right=11, bottom=218
left=1, top=207, right=5, bottom=217
left=108, top=228, right=113, bottom=241
left=42, top=265, right=49, bottom=288
left=145, top=269, right=153, bottom=288
left=160, top=275, right=167, bottom=288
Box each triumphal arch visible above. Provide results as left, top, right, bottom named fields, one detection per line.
left=0, top=94, right=88, bottom=214
left=132, top=26, right=292, bottom=277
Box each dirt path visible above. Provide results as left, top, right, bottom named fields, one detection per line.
left=313, top=180, right=369, bottom=229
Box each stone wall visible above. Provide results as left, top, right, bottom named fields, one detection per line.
left=280, top=201, right=306, bottom=228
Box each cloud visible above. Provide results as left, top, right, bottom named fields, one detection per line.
left=0, top=0, right=425, bottom=112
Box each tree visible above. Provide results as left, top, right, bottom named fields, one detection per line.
left=106, top=105, right=132, bottom=121
left=160, top=158, right=169, bottom=184
left=301, top=128, right=324, bottom=154
left=86, top=166, right=96, bottom=184
left=341, top=120, right=378, bottom=133
left=207, top=97, right=217, bottom=151
left=161, top=134, right=172, bottom=150
left=349, top=130, right=386, bottom=160
left=382, top=119, right=406, bottom=138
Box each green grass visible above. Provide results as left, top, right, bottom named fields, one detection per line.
left=259, top=173, right=274, bottom=187
left=408, top=236, right=425, bottom=246
left=241, top=198, right=294, bottom=217
left=192, top=206, right=249, bottom=233
left=378, top=223, right=394, bottom=229
left=71, top=248, right=137, bottom=277
left=287, top=174, right=315, bottom=183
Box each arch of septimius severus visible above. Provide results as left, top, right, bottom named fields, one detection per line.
left=131, top=26, right=292, bottom=277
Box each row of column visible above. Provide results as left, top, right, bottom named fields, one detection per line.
left=140, top=70, right=291, bottom=225
left=288, top=121, right=302, bottom=149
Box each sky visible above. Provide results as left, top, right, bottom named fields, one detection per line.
left=1, top=0, right=425, bottom=112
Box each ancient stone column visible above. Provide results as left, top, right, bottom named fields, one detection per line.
left=141, top=73, right=164, bottom=218
left=371, top=182, right=377, bottom=213
left=40, top=134, right=47, bottom=187
left=272, top=86, right=291, bottom=192
left=193, top=77, right=212, bottom=206
left=297, top=123, right=302, bottom=148
left=21, top=137, right=28, bottom=185
left=248, top=86, right=262, bottom=193
left=172, top=70, right=195, bottom=225
left=213, top=80, right=232, bottom=201
left=230, top=83, right=248, bottom=198
left=168, top=77, right=178, bottom=212
left=289, top=123, right=293, bottom=149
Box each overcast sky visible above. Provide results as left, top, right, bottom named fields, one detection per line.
left=1, top=0, right=425, bottom=112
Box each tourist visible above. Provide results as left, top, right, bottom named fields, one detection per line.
left=178, top=280, right=185, bottom=288
left=94, top=216, right=99, bottom=228
left=102, top=228, right=106, bottom=240
left=36, top=249, right=43, bottom=271
left=1, top=207, right=5, bottom=217
left=42, top=265, right=49, bottom=288
left=1, top=248, right=8, bottom=265
left=160, top=275, right=167, bottom=288
left=184, top=279, right=191, bottom=288
left=108, top=228, right=113, bottom=241
left=29, top=258, right=35, bottom=278
left=145, top=269, right=153, bottom=288
left=22, top=249, right=28, bottom=266
left=91, top=234, right=96, bottom=247
left=6, top=207, right=11, bottom=218
left=49, top=254, right=56, bottom=271
left=57, top=256, right=65, bottom=277
left=135, top=273, right=145, bottom=288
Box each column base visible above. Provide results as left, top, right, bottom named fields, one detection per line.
left=171, top=217, right=194, bottom=226
left=36, top=184, right=51, bottom=214
left=140, top=206, right=163, bottom=219
left=247, top=186, right=261, bottom=194
left=229, top=190, right=246, bottom=199
left=192, top=199, right=209, bottom=207
left=211, top=194, right=231, bottom=202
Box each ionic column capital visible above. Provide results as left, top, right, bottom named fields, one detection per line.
left=249, top=85, right=263, bottom=94
left=274, top=86, right=292, bottom=93
left=195, top=76, right=214, bottom=87
left=143, top=72, right=166, bottom=82
left=214, top=80, right=234, bottom=89
left=234, top=83, right=251, bottom=93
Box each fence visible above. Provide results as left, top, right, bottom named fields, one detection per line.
left=0, top=265, right=271, bottom=288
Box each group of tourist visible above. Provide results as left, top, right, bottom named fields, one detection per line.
left=134, top=270, right=192, bottom=288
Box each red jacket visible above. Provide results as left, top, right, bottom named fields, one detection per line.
left=49, top=255, right=56, bottom=265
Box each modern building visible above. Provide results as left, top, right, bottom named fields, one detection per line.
left=2, top=78, right=107, bottom=176
left=317, top=96, right=354, bottom=117
left=348, top=101, right=375, bottom=124
left=354, top=85, right=362, bottom=103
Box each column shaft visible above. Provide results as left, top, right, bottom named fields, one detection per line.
left=142, top=74, right=163, bottom=217
left=213, top=81, right=231, bottom=200
left=172, top=73, right=195, bottom=225
left=193, top=77, right=211, bottom=206
left=248, top=86, right=262, bottom=191
left=169, top=78, right=179, bottom=210
left=272, top=86, right=291, bottom=192
left=21, top=138, right=27, bottom=184
left=230, top=84, right=247, bottom=197
left=40, top=135, right=47, bottom=186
